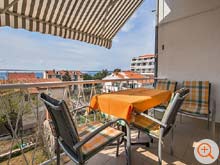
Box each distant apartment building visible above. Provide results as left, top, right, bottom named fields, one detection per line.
left=130, top=54, right=155, bottom=76
left=44, top=70, right=83, bottom=81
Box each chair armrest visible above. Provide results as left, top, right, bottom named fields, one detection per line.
left=138, top=112, right=167, bottom=128
left=73, top=118, right=129, bottom=151
left=69, top=105, right=94, bottom=113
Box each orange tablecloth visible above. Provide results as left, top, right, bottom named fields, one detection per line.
left=90, top=88, right=172, bottom=122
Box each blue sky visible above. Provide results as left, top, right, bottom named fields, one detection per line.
left=0, top=0, right=155, bottom=71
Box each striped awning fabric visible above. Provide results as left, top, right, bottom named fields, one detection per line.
left=0, top=0, right=143, bottom=49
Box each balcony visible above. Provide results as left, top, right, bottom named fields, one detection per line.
left=0, top=0, right=219, bottom=164
left=0, top=78, right=154, bottom=164
left=130, top=65, right=154, bottom=70
left=0, top=78, right=218, bottom=165
left=131, top=59, right=155, bottom=64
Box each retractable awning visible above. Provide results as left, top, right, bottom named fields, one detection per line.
left=0, top=0, right=143, bottom=49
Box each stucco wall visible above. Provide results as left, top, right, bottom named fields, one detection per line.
left=158, top=0, right=220, bottom=121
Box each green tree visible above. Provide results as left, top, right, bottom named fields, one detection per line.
left=83, top=73, right=93, bottom=80
left=62, top=71, right=72, bottom=81
left=0, top=90, right=33, bottom=138
left=93, top=69, right=109, bottom=80
left=113, top=68, right=121, bottom=73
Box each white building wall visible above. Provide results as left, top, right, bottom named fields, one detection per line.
left=158, top=0, right=220, bottom=121
left=130, top=57, right=155, bottom=76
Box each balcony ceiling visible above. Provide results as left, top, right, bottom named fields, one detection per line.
left=0, top=0, right=143, bottom=49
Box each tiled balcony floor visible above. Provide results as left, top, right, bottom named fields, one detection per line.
left=65, top=116, right=220, bottom=165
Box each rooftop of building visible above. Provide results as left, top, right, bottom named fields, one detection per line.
left=139, top=54, right=155, bottom=58
left=132, top=54, right=155, bottom=60
left=8, top=72, right=36, bottom=80
left=103, top=71, right=145, bottom=80
left=45, top=70, right=83, bottom=76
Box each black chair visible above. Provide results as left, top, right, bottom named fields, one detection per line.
left=40, top=93, right=131, bottom=165
left=132, top=88, right=189, bottom=164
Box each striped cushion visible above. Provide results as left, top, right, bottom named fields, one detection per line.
left=77, top=121, right=123, bottom=155
left=132, top=115, right=160, bottom=137
left=181, top=102, right=209, bottom=115
left=155, top=80, right=177, bottom=92
left=155, top=80, right=177, bottom=107
left=181, top=81, right=210, bottom=114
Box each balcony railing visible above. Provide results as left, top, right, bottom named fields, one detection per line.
left=131, top=59, right=155, bottom=63
left=0, top=77, right=163, bottom=164
left=130, top=65, right=155, bottom=69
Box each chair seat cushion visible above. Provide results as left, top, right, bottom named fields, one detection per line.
left=132, top=115, right=160, bottom=137
left=181, top=102, right=209, bottom=115
left=77, top=121, right=123, bottom=156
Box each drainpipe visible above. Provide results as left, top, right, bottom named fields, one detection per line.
left=154, top=0, right=159, bottom=79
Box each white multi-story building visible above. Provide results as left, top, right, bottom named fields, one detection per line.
left=130, top=54, right=155, bottom=76
left=102, top=71, right=145, bottom=92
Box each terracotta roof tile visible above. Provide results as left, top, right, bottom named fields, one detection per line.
left=8, top=73, right=36, bottom=80
left=139, top=54, right=155, bottom=58
left=1, top=78, right=61, bottom=84
left=112, top=71, right=145, bottom=79
left=45, top=70, right=56, bottom=76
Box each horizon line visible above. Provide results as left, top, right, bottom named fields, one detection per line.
left=0, top=69, right=114, bottom=72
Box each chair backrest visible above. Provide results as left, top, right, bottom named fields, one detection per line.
left=155, top=80, right=177, bottom=93
left=161, top=88, right=189, bottom=137
left=40, top=93, right=80, bottom=152
left=182, top=81, right=210, bottom=106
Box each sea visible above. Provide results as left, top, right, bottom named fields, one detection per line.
left=0, top=71, right=100, bottom=80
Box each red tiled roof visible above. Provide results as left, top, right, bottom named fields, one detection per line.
left=56, top=70, right=66, bottom=76
left=8, top=73, right=36, bottom=80
left=45, top=70, right=56, bottom=76
left=139, top=54, right=155, bottom=58
left=74, top=71, right=83, bottom=75
left=1, top=78, right=61, bottom=84
left=0, top=78, right=62, bottom=94
left=113, top=71, right=145, bottom=79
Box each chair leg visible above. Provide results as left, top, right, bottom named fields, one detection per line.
left=116, top=138, right=120, bottom=157
left=158, top=128, right=164, bottom=165
left=211, top=108, right=216, bottom=139
left=124, top=124, right=131, bottom=165
left=55, top=137, right=60, bottom=165
left=158, top=138, right=162, bottom=165
left=170, top=127, right=174, bottom=156
left=208, top=113, right=210, bottom=130
left=127, top=140, right=131, bottom=165
left=137, top=130, right=141, bottom=139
